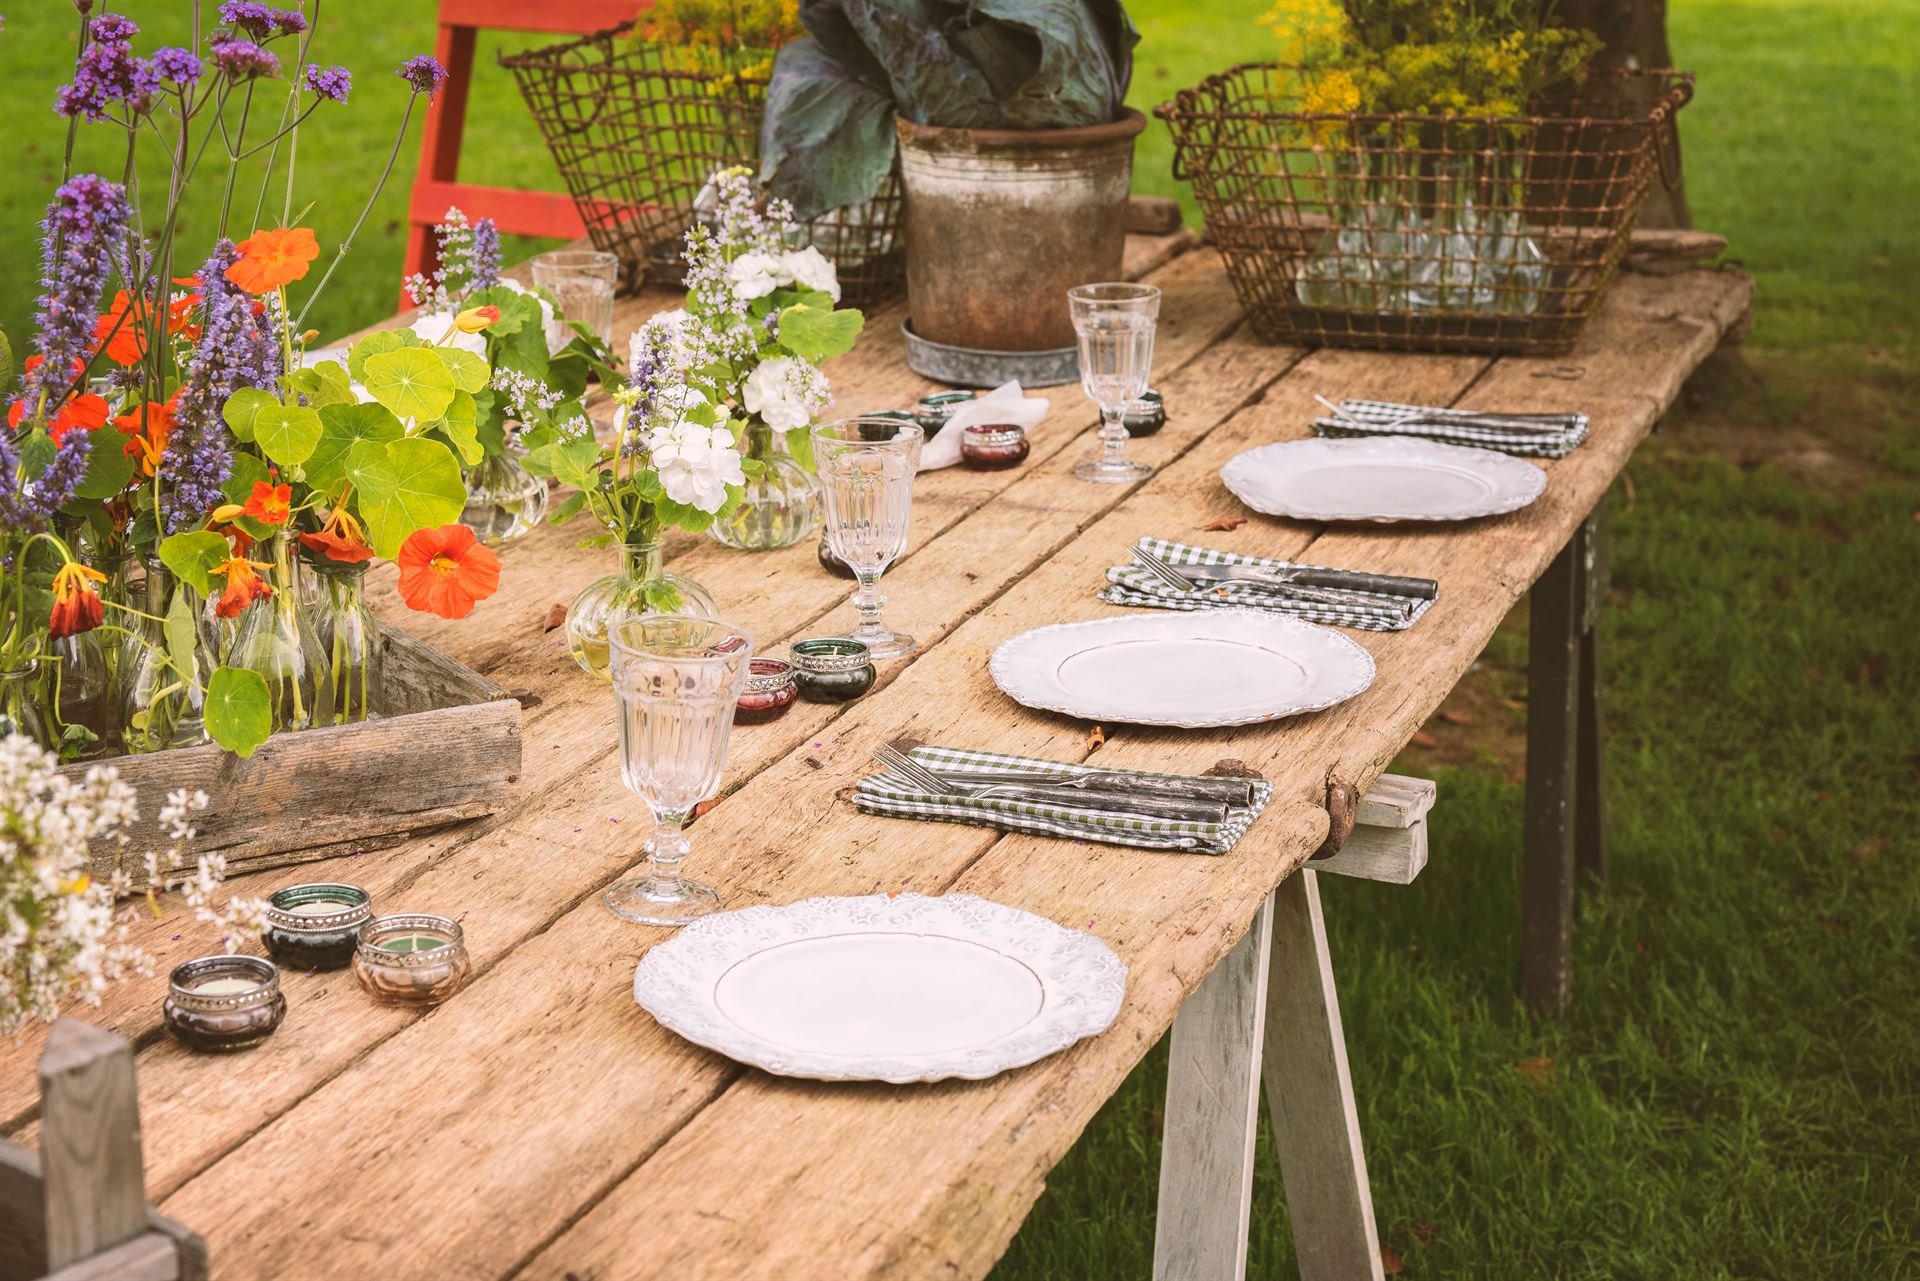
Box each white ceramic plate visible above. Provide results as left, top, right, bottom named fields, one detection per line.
left=989, top=609, right=1375, bottom=728
left=1220, top=436, right=1547, bottom=522
left=633, top=894, right=1126, bottom=1083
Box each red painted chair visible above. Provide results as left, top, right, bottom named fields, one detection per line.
left=401, top=0, right=640, bottom=308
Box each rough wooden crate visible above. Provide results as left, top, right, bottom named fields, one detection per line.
left=66, top=622, right=522, bottom=891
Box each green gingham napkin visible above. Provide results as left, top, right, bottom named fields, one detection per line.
left=1101, top=536, right=1436, bottom=632
left=1314, top=397, right=1589, bottom=459
left=853, top=744, right=1272, bottom=855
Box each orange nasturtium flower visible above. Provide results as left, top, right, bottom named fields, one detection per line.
left=114, top=397, right=177, bottom=477
left=214, top=480, right=293, bottom=527
left=6, top=357, right=108, bottom=442
left=226, top=226, right=320, bottom=295
left=452, top=304, right=501, bottom=333
left=93, top=288, right=202, bottom=365
left=396, top=524, right=501, bottom=620
left=298, top=506, right=376, bottom=564
left=211, top=556, right=275, bottom=619
left=49, top=562, right=107, bottom=638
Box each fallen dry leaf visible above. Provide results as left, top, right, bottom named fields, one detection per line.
left=1439, top=709, right=1473, bottom=726
left=1198, top=515, right=1247, bottom=532
left=1515, top=1057, right=1555, bottom=1088
left=1818, top=914, right=1851, bottom=934
left=1410, top=730, right=1439, bottom=749
left=1085, top=725, right=1107, bottom=751
left=1803, top=666, right=1826, bottom=686
left=1380, top=1245, right=1405, bottom=1275
left=1853, top=653, right=1888, bottom=687
left=1408, top=1222, right=1440, bottom=1248
left=1852, top=838, right=1889, bottom=867
left=542, top=602, right=567, bottom=632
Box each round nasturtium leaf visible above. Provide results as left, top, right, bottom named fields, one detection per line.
left=206, top=666, right=271, bottom=758
left=254, top=403, right=324, bottom=468
left=348, top=437, right=467, bottom=558
left=363, top=348, right=456, bottom=423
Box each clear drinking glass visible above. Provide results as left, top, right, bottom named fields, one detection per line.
left=812, top=417, right=924, bottom=660
left=605, top=615, right=754, bottom=927
left=1068, top=282, right=1160, bottom=484
left=531, top=249, right=618, bottom=347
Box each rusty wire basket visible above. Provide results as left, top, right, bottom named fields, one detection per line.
left=1155, top=64, right=1692, bottom=355
left=501, top=24, right=905, bottom=305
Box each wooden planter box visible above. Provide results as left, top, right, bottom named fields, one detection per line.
left=66, top=623, right=522, bottom=891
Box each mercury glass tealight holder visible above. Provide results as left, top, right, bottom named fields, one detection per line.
left=163, top=955, right=286, bottom=1053
left=262, top=882, right=372, bottom=970
left=353, top=914, right=472, bottom=1007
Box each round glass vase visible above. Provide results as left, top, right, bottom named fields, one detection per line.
left=47, top=628, right=112, bottom=759
left=0, top=662, right=50, bottom=747
left=708, top=420, right=820, bottom=551
left=310, top=560, right=383, bottom=724
left=119, top=559, right=216, bottom=754
left=229, top=533, right=335, bottom=732
left=460, top=443, right=549, bottom=547
left=565, top=541, right=718, bottom=679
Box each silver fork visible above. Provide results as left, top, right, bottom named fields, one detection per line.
left=870, top=742, right=956, bottom=793
left=868, top=743, right=1228, bottom=821
left=1130, top=545, right=1388, bottom=614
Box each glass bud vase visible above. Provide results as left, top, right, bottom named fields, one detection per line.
left=47, top=629, right=112, bottom=759
left=0, top=662, right=51, bottom=748
left=460, top=444, right=549, bottom=547
left=565, top=541, right=717, bottom=680
left=230, top=533, right=335, bottom=732
left=709, top=421, right=819, bottom=551
left=311, top=562, right=383, bottom=724
left=120, top=559, right=215, bottom=754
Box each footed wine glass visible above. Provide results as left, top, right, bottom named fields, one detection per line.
left=604, top=615, right=754, bottom=926
left=1068, top=282, right=1160, bottom=483
left=813, top=416, right=924, bottom=660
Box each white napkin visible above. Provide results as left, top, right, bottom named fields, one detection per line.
left=919, top=381, right=1050, bottom=470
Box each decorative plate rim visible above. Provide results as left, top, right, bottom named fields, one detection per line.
left=1220, top=435, right=1548, bottom=523
left=632, top=893, right=1128, bottom=1084
left=988, top=608, right=1377, bottom=728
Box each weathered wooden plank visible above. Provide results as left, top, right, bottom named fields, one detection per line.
left=1154, top=896, right=1273, bottom=1281
left=1315, top=819, right=1428, bottom=885
left=37, top=1022, right=145, bottom=1273
left=0, top=1140, right=47, bottom=1280
left=1353, top=774, right=1435, bottom=830
left=1523, top=529, right=1584, bottom=1013
left=39, top=1232, right=179, bottom=1281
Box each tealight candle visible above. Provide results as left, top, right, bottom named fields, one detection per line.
left=163, top=955, right=286, bottom=1053
left=353, top=914, right=471, bottom=1007
left=262, top=883, right=372, bottom=971
left=735, top=658, right=799, bottom=725
left=790, top=638, right=876, bottom=703
left=959, top=424, right=1030, bottom=470
left=1123, top=388, right=1166, bottom=437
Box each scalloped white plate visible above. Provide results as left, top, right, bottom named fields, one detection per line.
left=633, top=893, right=1126, bottom=1084
left=1221, top=436, right=1547, bottom=522
left=990, top=609, right=1375, bottom=728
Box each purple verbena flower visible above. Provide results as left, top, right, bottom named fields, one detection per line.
left=164, top=241, right=281, bottom=532
left=396, top=54, right=448, bottom=99
left=149, top=46, right=203, bottom=87
left=208, top=37, right=279, bottom=80
left=218, top=1, right=305, bottom=39
left=303, top=63, right=351, bottom=104
left=86, top=12, right=137, bottom=45
left=12, top=175, right=128, bottom=428
left=469, top=218, right=501, bottom=289
left=55, top=36, right=158, bottom=119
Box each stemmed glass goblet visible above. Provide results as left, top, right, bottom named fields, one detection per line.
left=604, top=614, right=753, bottom=927
left=812, top=417, right=924, bottom=660
left=1068, top=282, right=1161, bottom=484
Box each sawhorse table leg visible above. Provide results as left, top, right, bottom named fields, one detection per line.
left=1523, top=499, right=1610, bottom=1012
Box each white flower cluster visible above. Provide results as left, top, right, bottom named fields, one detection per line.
left=725, top=245, right=842, bottom=305
left=652, top=409, right=748, bottom=513
left=742, top=355, right=831, bottom=432
left=0, top=735, right=266, bottom=1036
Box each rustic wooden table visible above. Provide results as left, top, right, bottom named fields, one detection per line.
left=0, top=234, right=1750, bottom=1281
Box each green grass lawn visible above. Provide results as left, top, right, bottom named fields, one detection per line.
left=4, top=3, right=1917, bottom=1277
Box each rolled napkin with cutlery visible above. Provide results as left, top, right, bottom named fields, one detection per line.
left=1312, top=396, right=1589, bottom=459
left=1102, top=537, right=1439, bottom=632
left=919, top=380, right=1050, bottom=470
left=854, top=743, right=1273, bottom=855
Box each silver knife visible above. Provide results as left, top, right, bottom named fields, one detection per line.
left=964, top=783, right=1229, bottom=824
left=1172, top=562, right=1438, bottom=601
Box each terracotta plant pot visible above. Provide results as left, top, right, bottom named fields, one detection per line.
left=896, top=109, right=1147, bottom=353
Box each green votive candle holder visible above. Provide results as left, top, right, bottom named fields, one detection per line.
left=353, top=914, right=471, bottom=1007
left=790, top=638, right=876, bottom=703
left=262, top=882, right=372, bottom=971
left=164, top=955, right=286, bottom=1053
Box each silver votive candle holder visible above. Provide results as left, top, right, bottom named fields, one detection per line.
left=353, top=914, right=472, bottom=1007
left=163, top=955, right=286, bottom=1053
left=263, top=882, right=372, bottom=971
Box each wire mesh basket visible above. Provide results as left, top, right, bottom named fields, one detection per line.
left=501, top=24, right=904, bottom=305
left=1155, top=64, right=1692, bottom=355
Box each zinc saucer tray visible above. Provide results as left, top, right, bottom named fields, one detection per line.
left=633, top=893, right=1127, bottom=1084
left=64, top=619, right=522, bottom=893
left=1220, top=435, right=1548, bottom=523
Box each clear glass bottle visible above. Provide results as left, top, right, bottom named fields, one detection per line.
left=229, top=532, right=334, bottom=732
left=0, top=662, right=50, bottom=748
left=565, top=540, right=717, bottom=679
left=460, top=443, right=550, bottom=547
left=47, top=629, right=112, bottom=758
left=709, top=420, right=819, bottom=551
left=311, top=561, right=383, bottom=724
left=119, top=558, right=215, bottom=754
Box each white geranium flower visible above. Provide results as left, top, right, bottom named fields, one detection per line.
left=779, top=246, right=841, bottom=303
left=741, top=355, right=829, bottom=432
left=500, top=277, right=567, bottom=356
left=406, top=311, right=487, bottom=359
left=652, top=421, right=746, bottom=514
left=726, top=251, right=786, bottom=300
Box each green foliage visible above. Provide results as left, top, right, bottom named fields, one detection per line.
left=157, top=531, right=230, bottom=596
left=308, top=402, right=405, bottom=495
left=344, top=436, right=467, bottom=558
left=362, top=347, right=456, bottom=423
left=205, top=667, right=271, bottom=758
left=222, top=388, right=281, bottom=443
left=253, top=403, right=324, bottom=468
left=776, top=304, right=864, bottom=364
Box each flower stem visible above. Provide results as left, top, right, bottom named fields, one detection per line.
left=293, top=92, right=418, bottom=332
